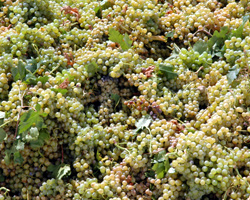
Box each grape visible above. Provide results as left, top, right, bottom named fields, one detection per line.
left=1, top=0, right=250, bottom=200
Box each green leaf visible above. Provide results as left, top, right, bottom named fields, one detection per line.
left=164, top=158, right=170, bottom=173
left=207, top=26, right=229, bottom=58
left=12, top=60, right=26, bottom=81
left=167, top=44, right=180, bottom=60
left=25, top=58, right=40, bottom=73
left=29, top=139, right=44, bottom=149
left=152, top=150, right=166, bottom=163
left=24, top=73, right=37, bottom=85
left=158, top=64, right=178, bottom=80
left=51, top=88, right=68, bottom=95
left=193, top=40, right=208, bottom=54
left=24, top=75, right=49, bottom=85
left=94, top=0, right=114, bottom=18
left=231, top=15, right=249, bottom=38
left=18, top=107, right=45, bottom=134
left=4, top=150, right=11, bottom=165
left=111, top=93, right=120, bottom=109
left=124, top=33, right=133, bottom=50
left=16, top=140, right=25, bottom=150
left=47, top=164, right=71, bottom=180
left=13, top=151, right=24, bottom=164
left=28, top=126, right=48, bottom=147
left=0, top=128, right=7, bottom=142
left=35, top=104, right=41, bottom=112
left=165, top=31, right=174, bottom=38
left=108, top=28, right=132, bottom=51
left=145, top=170, right=155, bottom=178
left=39, top=129, right=50, bottom=141
left=37, top=76, right=49, bottom=84
left=227, top=65, right=240, bottom=84
left=152, top=162, right=165, bottom=178
left=85, top=62, right=99, bottom=77
left=135, top=115, right=152, bottom=133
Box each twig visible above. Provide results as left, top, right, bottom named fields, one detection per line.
left=193, top=28, right=212, bottom=37
left=195, top=66, right=203, bottom=74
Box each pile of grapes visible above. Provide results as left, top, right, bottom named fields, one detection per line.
left=0, top=0, right=250, bottom=199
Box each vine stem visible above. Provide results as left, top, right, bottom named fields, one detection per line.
left=114, top=143, right=131, bottom=155
left=14, top=88, right=26, bottom=138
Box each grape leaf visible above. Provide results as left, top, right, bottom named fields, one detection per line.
left=85, top=62, right=99, bottom=77
left=29, top=129, right=49, bottom=149
left=37, top=76, right=49, bottom=84
left=152, top=163, right=165, bottom=178
left=193, top=40, right=208, bottom=54
left=151, top=150, right=172, bottom=178
left=12, top=60, right=26, bottom=81
left=24, top=73, right=37, bottom=85
left=13, top=151, right=24, bottom=164
left=158, top=64, right=178, bottom=80
left=51, top=88, right=68, bottom=95
left=152, top=150, right=167, bottom=163
left=227, top=65, right=240, bottom=84
left=124, top=33, right=133, bottom=49
left=108, top=28, right=132, bottom=51
left=47, top=163, right=71, bottom=180
left=111, top=93, right=120, bottom=109
left=167, top=43, right=180, bottom=60
left=25, top=58, right=40, bottom=73
left=4, top=150, right=11, bottom=165
left=30, top=139, right=44, bottom=149
left=0, top=128, right=7, bottom=143
left=207, top=26, right=229, bottom=58
left=165, top=31, right=174, bottom=38
left=135, top=115, right=152, bottom=133
left=25, top=74, right=49, bottom=85
left=18, top=106, right=45, bottom=134
left=94, top=0, right=114, bottom=18
left=231, top=15, right=249, bottom=38
left=39, top=129, right=50, bottom=141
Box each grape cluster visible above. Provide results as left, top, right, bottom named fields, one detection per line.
left=0, top=0, right=250, bottom=199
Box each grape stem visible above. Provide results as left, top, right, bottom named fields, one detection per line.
left=193, top=27, right=212, bottom=37
left=146, top=127, right=153, bottom=157
left=0, top=120, right=12, bottom=128
left=114, top=142, right=131, bottom=155
left=14, top=88, right=26, bottom=138
left=0, top=187, right=10, bottom=195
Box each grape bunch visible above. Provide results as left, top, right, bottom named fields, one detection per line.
left=0, top=0, right=250, bottom=200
